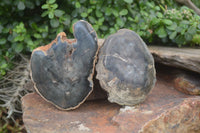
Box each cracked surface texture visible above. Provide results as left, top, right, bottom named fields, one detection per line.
left=96, top=29, right=156, bottom=105
left=30, top=20, right=98, bottom=110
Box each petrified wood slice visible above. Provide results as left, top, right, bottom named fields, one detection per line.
left=96, top=29, right=156, bottom=106
left=30, top=20, right=98, bottom=110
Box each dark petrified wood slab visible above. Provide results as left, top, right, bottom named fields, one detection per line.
left=96, top=29, right=156, bottom=106
left=22, top=65, right=200, bottom=133
left=30, top=20, right=98, bottom=110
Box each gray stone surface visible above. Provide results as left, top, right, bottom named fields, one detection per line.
left=96, top=29, right=156, bottom=106
left=149, top=46, right=200, bottom=74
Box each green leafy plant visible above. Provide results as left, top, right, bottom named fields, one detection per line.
left=0, top=0, right=200, bottom=77
left=1, top=0, right=200, bottom=132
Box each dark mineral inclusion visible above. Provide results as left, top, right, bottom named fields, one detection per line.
left=96, top=29, right=156, bottom=106
left=30, top=20, right=98, bottom=110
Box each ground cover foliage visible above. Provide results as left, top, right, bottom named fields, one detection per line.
left=0, top=0, right=200, bottom=132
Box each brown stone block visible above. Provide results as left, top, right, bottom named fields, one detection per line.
left=22, top=68, right=200, bottom=133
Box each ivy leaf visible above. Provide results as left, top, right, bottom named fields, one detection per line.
left=50, top=19, right=59, bottom=28
left=119, top=9, right=128, bottom=16
left=54, top=9, right=65, bottom=17
left=124, top=0, right=133, bottom=4
left=18, top=1, right=25, bottom=10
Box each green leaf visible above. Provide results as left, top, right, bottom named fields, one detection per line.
left=54, top=9, right=65, bottom=17
left=96, top=10, right=103, bottom=18
left=87, top=8, right=93, bottom=14
left=41, top=11, right=49, bottom=17
left=124, top=0, right=133, bottom=4
left=166, top=23, right=177, bottom=31
left=175, top=35, right=185, bottom=45
left=176, top=26, right=183, bottom=33
left=93, top=25, right=99, bottom=31
left=151, top=18, right=160, bottom=25
left=48, top=11, right=54, bottom=19
left=49, top=0, right=56, bottom=4
left=18, top=1, right=25, bottom=10
left=50, top=19, right=59, bottom=28
left=187, top=26, right=196, bottom=35
left=51, top=4, right=58, bottom=9
left=14, top=36, right=24, bottom=42
left=81, top=12, right=88, bottom=18
left=41, top=4, right=49, bottom=9
left=33, top=33, right=42, bottom=38
left=63, top=18, right=70, bottom=25
left=15, top=43, right=24, bottom=53
left=1, top=63, right=7, bottom=69
left=169, top=31, right=177, bottom=40
left=0, top=25, right=3, bottom=33
left=162, top=19, right=173, bottom=25
left=75, top=2, right=81, bottom=8
left=100, top=25, right=108, bottom=31
left=156, top=12, right=163, bottom=18
left=88, top=16, right=96, bottom=23
left=116, top=18, right=124, bottom=27
left=119, top=9, right=128, bottom=16
left=156, top=26, right=167, bottom=38
left=0, top=38, right=6, bottom=45
left=112, top=9, right=118, bottom=17
left=185, top=32, right=193, bottom=41
left=181, top=20, right=190, bottom=25
left=105, top=8, right=112, bottom=16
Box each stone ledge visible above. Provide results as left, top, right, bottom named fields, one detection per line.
left=22, top=67, right=200, bottom=133
left=149, top=46, right=200, bottom=74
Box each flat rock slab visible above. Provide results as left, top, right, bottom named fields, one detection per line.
left=149, top=46, right=200, bottom=74
left=22, top=67, right=200, bottom=133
